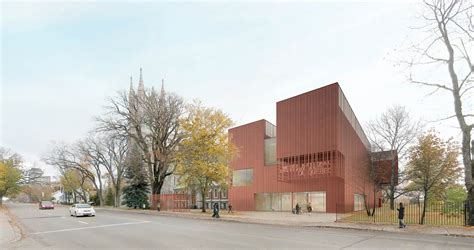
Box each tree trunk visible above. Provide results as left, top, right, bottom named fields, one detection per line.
left=389, top=186, right=395, bottom=210
left=115, top=181, right=121, bottom=208
left=201, top=187, right=207, bottom=213
left=389, top=154, right=397, bottom=210
left=420, top=190, right=428, bottom=225
left=97, top=189, right=104, bottom=207
left=151, top=178, right=165, bottom=210
left=0, top=195, right=3, bottom=205
left=470, top=140, right=474, bottom=225
left=440, top=21, right=473, bottom=225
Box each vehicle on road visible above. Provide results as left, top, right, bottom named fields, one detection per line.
left=39, top=200, right=54, bottom=210
left=69, top=203, right=96, bottom=217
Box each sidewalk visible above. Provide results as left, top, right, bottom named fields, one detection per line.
left=0, top=206, right=21, bottom=246
left=97, top=207, right=474, bottom=238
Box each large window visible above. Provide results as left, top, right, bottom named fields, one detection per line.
left=354, top=194, right=364, bottom=211
left=221, top=189, right=227, bottom=199
left=255, top=192, right=325, bottom=212
left=232, top=169, right=253, bottom=187
left=264, top=137, right=277, bottom=165
left=265, top=121, right=276, bottom=138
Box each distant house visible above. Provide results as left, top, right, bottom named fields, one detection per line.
left=52, top=187, right=89, bottom=204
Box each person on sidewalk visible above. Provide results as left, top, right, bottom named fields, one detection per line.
left=295, top=203, right=301, bottom=215
left=212, top=203, right=220, bottom=218
left=228, top=203, right=232, bottom=213
left=397, top=202, right=406, bottom=228
left=307, top=202, right=312, bottom=215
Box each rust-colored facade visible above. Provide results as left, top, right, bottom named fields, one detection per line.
left=228, top=83, right=381, bottom=213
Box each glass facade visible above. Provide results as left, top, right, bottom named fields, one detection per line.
left=265, top=121, right=276, bottom=138
left=255, top=191, right=326, bottom=212
left=232, top=169, right=253, bottom=187
left=264, top=137, right=277, bottom=165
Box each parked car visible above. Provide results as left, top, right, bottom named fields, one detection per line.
left=39, top=200, right=54, bottom=210
left=69, top=203, right=96, bottom=217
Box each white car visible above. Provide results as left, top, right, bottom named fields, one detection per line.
left=69, top=203, right=96, bottom=217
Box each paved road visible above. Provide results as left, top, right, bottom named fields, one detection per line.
left=2, top=203, right=474, bottom=249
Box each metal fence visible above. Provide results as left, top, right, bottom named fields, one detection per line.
left=336, top=201, right=469, bottom=226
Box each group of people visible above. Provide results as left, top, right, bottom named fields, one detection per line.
left=292, top=202, right=312, bottom=215
left=212, top=201, right=407, bottom=229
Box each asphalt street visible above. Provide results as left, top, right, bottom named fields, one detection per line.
left=2, top=203, right=474, bottom=249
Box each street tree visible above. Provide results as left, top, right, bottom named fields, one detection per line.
left=366, top=105, right=422, bottom=209
left=60, top=168, right=92, bottom=203
left=122, top=144, right=150, bottom=209
left=0, top=147, right=36, bottom=186
left=44, top=142, right=105, bottom=206
left=362, top=148, right=386, bottom=217
left=402, top=0, right=473, bottom=224
left=0, top=160, right=22, bottom=205
left=444, top=184, right=467, bottom=206
left=79, top=133, right=127, bottom=207
left=176, top=103, right=237, bottom=212
left=0, top=147, right=22, bottom=168
left=405, top=130, right=460, bottom=224
left=97, top=83, right=185, bottom=209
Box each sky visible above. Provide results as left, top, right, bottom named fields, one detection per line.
left=1, top=0, right=472, bottom=177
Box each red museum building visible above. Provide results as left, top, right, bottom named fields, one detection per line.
left=228, top=83, right=396, bottom=213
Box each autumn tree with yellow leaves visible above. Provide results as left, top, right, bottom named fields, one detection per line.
left=176, top=103, right=237, bottom=212
left=0, top=161, right=22, bottom=205
left=405, top=130, right=461, bottom=224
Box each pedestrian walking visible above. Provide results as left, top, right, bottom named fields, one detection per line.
left=228, top=203, right=233, bottom=213
left=295, top=203, right=301, bottom=215
left=397, top=202, right=406, bottom=228
left=307, top=202, right=312, bottom=215
left=212, top=202, right=220, bottom=218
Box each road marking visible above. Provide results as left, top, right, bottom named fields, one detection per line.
left=78, top=221, right=88, bottom=224
left=61, top=217, right=66, bottom=219
left=30, top=221, right=150, bottom=235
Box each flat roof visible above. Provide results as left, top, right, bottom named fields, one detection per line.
left=229, top=119, right=275, bottom=131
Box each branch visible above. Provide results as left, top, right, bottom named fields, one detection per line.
left=459, top=71, right=472, bottom=92
left=460, top=84, right=474, bottom=97
left=409, top=73, right=453, bottom=91
left=428, top=114, right=474, bottom=122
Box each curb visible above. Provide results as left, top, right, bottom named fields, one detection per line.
left=96, top=207, right=474, bottom=238
left=0, top=206, right=23, bottom=245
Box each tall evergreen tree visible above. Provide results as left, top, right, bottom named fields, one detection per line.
left=122, top=146, right=150, bottom=209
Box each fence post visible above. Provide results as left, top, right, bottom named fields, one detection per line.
left=464, top=201, right=469, bottom=227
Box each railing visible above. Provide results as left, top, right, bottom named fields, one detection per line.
left=336, top=201, right=469, bottom=226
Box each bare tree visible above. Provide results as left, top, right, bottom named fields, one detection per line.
left=0, top=147, right=23, bottom=168
left=81, top=134, right=128, bottom=207
left=97, top=85, right=185, bottom=209
left=44, top=142, right=105, bottom=206
left=402, top=0, right=473, bottom=224
left=366, top=105, right=422, bottom=209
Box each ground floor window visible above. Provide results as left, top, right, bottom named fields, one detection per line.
left=207, top=202, right=227, bottom=210
left=255, top=191, right=326, bottom=212
left=354, top=194, right=364, bottom=211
